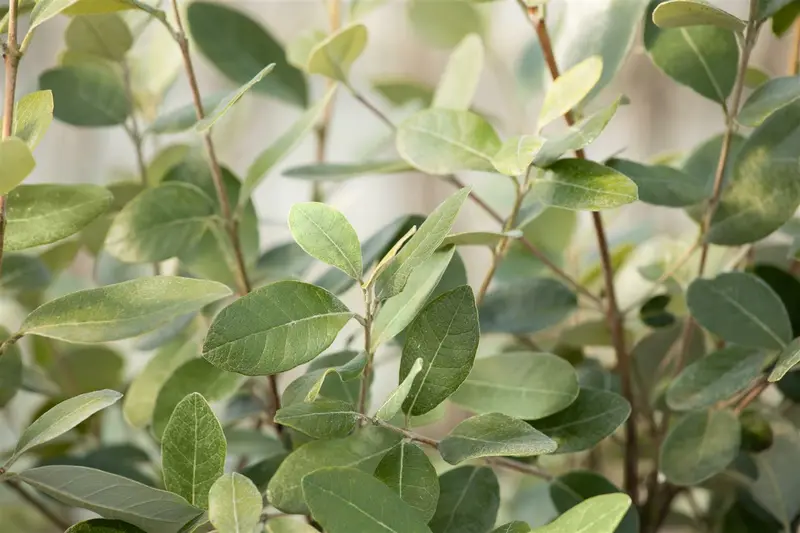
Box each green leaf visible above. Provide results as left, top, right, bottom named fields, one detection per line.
left=749, top=419, right=800, bottom=529
left=195, top=64, right=275, bottom=132
left=105, top=182, right=215, bottom=263
left=481, top=278, right=577, bottom=334
left=29, top=0, right=80, bottom=30
left=530, top=159, right=638, bottom=211
left=287, top=29, right=326, bottom=70
left=667, top=346, right=770, bottom=411
left=282, top=351, right=366, bottom=405
left=433, top=34, right=484, bottom=110
left=550, top=471, right=639, bottom=533
left=539, top=56, right=603, bottom=129
left=7, top=390, right=121, bottom=467
left=407, top=0, right=484, bottom=49
left=242, top=86, right=337, bottom=202
left=373, top=78, right=435, bottom=107
left=12, top=90, right=54, bottom=149
left=266, top=426, right=401, bottom=514
left=0, top=328, right=22, bottom=408
left=203, top=280, right=353, bottom=375
left=772, top=0, right=800, bottom=35
left=396, top=109, right=502, bottom=175
left=532, top=494, right=632, bottom=533
left=307, top=23, right=368, bottom=82
left=441, top=230, right=523, bottom=248
left=0, top=137, right=35, bottom=195
left=759, top=0, right=798, bottom=19
left=123, top=338, right=198, bottom=429
left=370, top=247, right=456, bottom=350
left=152, top=358, right=242, bottom=440
left=606, top=158, right=707, bottom=207
left=687, top=272, right=792, bottom=350
left=65, top=14, right=133, bottom=61
left=491, top=135, right=544, bottom=177
left=451, top=352, right=579, bottom=420
left=284, top=160, right=412, bottom=182
left=40, top=64, right=130, bottom=126
left=17, top=466, right=202, bottom=533
left=289, top=202, right=362, bottom=279
left=401, top=285, right=479, bottom=416
left=439, top=412, right=556, bottom=465
left=769, top=336, right=800, bottom=381
left=265, top=518, right=319, bottom=533
left=274, top=399, right=359, bottom=439
left=50, top=346, right=124, bottom=396
left=644, top=2, right=739, bottom=103
left=162, top=393, right=226, bottom=509
left=492, top=523, right=531, bottom=533
left=66, top=519, right=146, bottom=532
left=302, top=467, right=433, bottom=533
left=660, top=409, right=741, bottom=485
left=376, top=358, right=423, bottom=421
left=709, top=102, right=800, bottom=244
left=745, top=66, right=771, bottom=89
left=533, top=98, right=622, bottom=168
left=375, top=188, right=469, bottom=299
left=739, top=76, right=800, bottom=127
left=652, top=0, right=745, bottom=32
left=534, top=388, right=631, bottom=454
left=208, top=473, right=263, bottom=533
left=682, top=132, right=746, bottom=210
left=21, top=277, right=232, bottom=343
left=0, top=253, right=50, bottom=293
left=374, top=441, right=439, bottom=522
left=147, top=93, right=227, bottom=135
left=187, top=2, right=307, bottom=108
left=430, top=466, right=499, bottom=533
left=5, top=184, right=113, bottom=251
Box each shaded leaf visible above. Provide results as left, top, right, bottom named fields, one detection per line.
left=749, top=419, right=800, bottom=529
left=40, top=64, right=130, bottom=126
left=0, top=137, right=35, bottom=195
left=51, top=346, right=124, bottom=396
left=433, top=34, right=484, bottom=110
left=66, top=519, right=146, bottom=532
left=374, top=441, right=439, bottom=522
left=147, top=92, right=227, bottom=134
left=739, top=76, right=800, bottom=127
left=442, top=230, right=523, bottom=248
left=65, top=13, right=133, bottom=61
left=606, top=158, right=706, bottom=207
left=0, top=328, right=22, bottom=407
left=274, top=399, right=359, bottom=439
left=208, top=473, right=262, bottom=533
left=429, top=466, right=499, bottom=533
left=376, top=358, right=423, bottom=421
left=195, top=64, right=275, bottom=132
left=480, top=278, right=577, bottom=334
left=769, top=336, right=800, bottom=381
left=652, top=0, right=745, bottom=32
left=406, top=0, right=484, bottom=49
left=373, top=78, right=434, bottom=107
left=265, top=517, right=318, bottom=533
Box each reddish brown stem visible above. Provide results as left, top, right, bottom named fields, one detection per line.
left=0, top=0, right=20, bottom=278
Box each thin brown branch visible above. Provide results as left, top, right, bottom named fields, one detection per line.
left=0, top=0, right=21, bottom=278
left=525, top=4, right=637, bottom=503
left=790, top=17, right=800, bottom=76
left=733, top=377, right=769, bottom=415
left=7, top=479, right=70, bottom=530
left=358, top=288, right=375, bottom=415
left=348, top=84, right=396, bottom=131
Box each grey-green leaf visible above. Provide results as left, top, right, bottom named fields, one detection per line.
left=376, top=358, right=423, bottom=421
left=302, top=467, right=433, bottom=533
left=652, top=0, right=745, bottom=32
left=480, top=278, right=577, bottom=334
left=550, top=471, right=639, bottom=533
left=289, top=202, right=362, bottom=279
left=21, top=277, right=232, bottom=343
left=374, top=188, right=469, bottom=299
left=530, top=159, right=638, bottom=211
left=265, top=518, right=319, bottom=533
left=439, top=413, right=557, bottom=465
left=660, top=409, right=741, bottom=485
left=0, top=328, right=22, bottom=408
left=396, top=109, right=501, bottom=175
left=266, top=426, right=401, bottom=514
left=8, top=389, right=121, bottom=467
left=0, top=137, right=35, bottom=195
left=5, top=184, right=112, bottom=251
left=708, top=101, right=800, bottom=244
left=147, top=93, right=228, bottom=134
left=606, top=158, right=707, bottom=207
left=29, top=0, right=81, bottom=30
left=274, top=399, right=359, bottom=439
left=195, top=64, right=275, bottom=132
left=739, top=76, right=800, bottom=127
left=66, top=519, right=146, bottom=532
left=152, top=358, right=242, bottom=440
left=429, top=467, right=499, bottom=533
left=374, top=441, right=439, bottom=522
left=769, top=336, right=800, bottom=382
left=433, top=34, right=484, bottom=110
left=533, top=494, right=632, bottom=533
left=644, top=2, right=739, bottom=103
left=451, top=352, right=579, bottom=420
left=539, top=56, right=603, bottom=129
left=162, top=393, right=226, bottom=509
left=492, top=523, right=531, bottom=533
left=13, top=90, right=54, bottom=149
left=208, top=473, right=263, bottom=533
left=17, top=466, right=202, bottom=533
left=534, top=388, right=631, bottom=454
left=666, top=346, right=770, bottom=411
left=441, top=230, right=523, bottom=248
left=401, top=285, right=479, bottom=416
left=687, top=272, right=791, bottom=350
left=283, top=160, right=412, bottom=182
left=307, top=23, right=368, bottom=82
left=40, top=64, right=130, bottom=126
left=105, top=182, right=215, bottom=263
left=491, top=135, right=544, bottom=177
left=187, top=2, right=307, bottom=108
left=203, top=280, right=353, bottom=375
left=65, top=13, right=133, bottom=61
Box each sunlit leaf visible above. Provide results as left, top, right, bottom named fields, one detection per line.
left=12, top=90, right=54, bottom=149
left=652, top=0, right=745, bottom=32
left=539, top=56, right=602, bottom=129
left=307, top=23, right=368, bottom=82
left=530, top=159, right=638, bottom=211
left=208, top=473, right=263, bottom=533
left=532, top=494, right=632, bottom=533
left=274, top=399, right=359, bottom=439
left=0, top=137, right=35, bottom=195
left=433, top=34, right=484, bottom=110
left=430, top=467, right=499, bottom=533
left=374, top=441, right=439, bottom=522
left=289, top=202, right=362, bottom=280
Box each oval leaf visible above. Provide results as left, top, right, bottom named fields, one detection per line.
left=13, top=90, right=54, bottom=149
left=480, top=278, right=577, bottom=334
left=40, top=64, right=130, bottom=126
left=203, top=280, right=353, bottom=375
left=433, top=33, right=484, bottom=111
left=307, top=23, right=368, bottom=82
left=274, top=399, right=359, bottom=439
left=65, top=13, right=133, bottom=61
left=376, top=358, right=423, bottom=421
left=539, top=56, right=603, bottom=129
left=374, top=441, right=439, bottom=522
left=66, top=519, right=146, bottom=532
left=195, top=64, right=275, bottom=132
left=491, top=135, right=544, bottom=177
left=687, top=272, right=792, bottom=350
left=531, top=159, right=637, bottom=211
left=769, top=336, right=800, bottom=382
left=738, top=75, right=800, bottom=127
left=606, top=158, right=707, bottom=207
left=652, top=0, right=745, bottom=32
left=451, top=352, right=579, bottom=420
left=550, top=471, right=639, bottom=533
left=283, top=160, right=412, bottom=182
left=208, top=473, right=263, bottom=533
left=0, top=137, right=35, bottom=195
left=289, top=202, right=362, bottom=279
left=430, top=466, right=499, bottom=533
left=660, top=409, right=741, bottom=485
left=534, top=494, right=632, bottom=533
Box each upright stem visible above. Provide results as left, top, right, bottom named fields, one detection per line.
left=358, top=287, right=375, bottom=415
left=0, top=0, right=21, bottom=277
left=790, top=18, right=800, bottom=76
left=524, top=5, right=637, bottom=503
